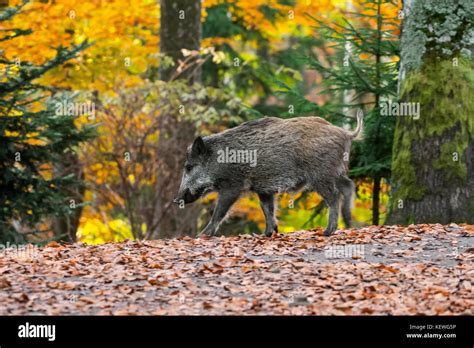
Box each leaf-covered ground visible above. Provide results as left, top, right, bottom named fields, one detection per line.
left=1, top=224, right=473, bottom=315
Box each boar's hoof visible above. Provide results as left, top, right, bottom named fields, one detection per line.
left=197, top=229, right=216, bottom=238
left=264, top=226, right=278, bottom=237
left=323, top=228, right=335, bottom=237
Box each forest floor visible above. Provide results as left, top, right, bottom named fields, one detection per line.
left=0, top=224, right=473, bottom=315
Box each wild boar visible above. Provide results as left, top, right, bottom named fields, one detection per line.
left=173, top=113, right=363, bottom=237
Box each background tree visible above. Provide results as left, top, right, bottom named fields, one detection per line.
left=0, top=2, right=95, bottom=243
left=386, top=0, right=474, bottom=224
left=155, top=0, right=203, bottom=238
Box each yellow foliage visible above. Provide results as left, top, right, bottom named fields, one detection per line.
left=77, top=218, right=134, bottom=244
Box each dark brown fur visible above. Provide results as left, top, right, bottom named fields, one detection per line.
left=174, top=114, right=363, bottom=237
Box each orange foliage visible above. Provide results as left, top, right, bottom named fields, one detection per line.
left=2, top=0, right=159, bottom=90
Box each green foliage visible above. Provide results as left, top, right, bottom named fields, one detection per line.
left=275, top=0, right=400, bottom=224
left=149, top=79, right=248, bottom=130
left=0, top=2, right=96, bottom=242
left=202, top=2, right=303, bottom=114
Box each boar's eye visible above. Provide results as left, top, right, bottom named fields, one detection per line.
left=185, top=164, right=193, bottom=172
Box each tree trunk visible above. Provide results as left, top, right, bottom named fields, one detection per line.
left=386, top=0, right=474, bottom=224
left=372, top=176, right=381, bottom=226
left=159, top=0, right=202, bottom=83
left=52, top=152, right=84, bottom=242
left=154, top=0, right=202, bottom=238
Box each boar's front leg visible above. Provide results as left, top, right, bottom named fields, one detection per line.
left=199, top=190, right=240, bottom=237
left=258, top=193, right=278, bottom=237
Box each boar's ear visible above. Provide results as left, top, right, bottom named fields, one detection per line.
left=191, top=136, right=208, bottom=157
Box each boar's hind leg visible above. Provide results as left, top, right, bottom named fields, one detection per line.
left=320, top=189, right=340, bottom=237
left=258, top=193, right=278, bottom=237
left=199, top=190, right=240, bottom=237
left=336, top=176, right=355, bottom=228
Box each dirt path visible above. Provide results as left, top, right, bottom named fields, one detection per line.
left=0, top=224, right=473, bottom=315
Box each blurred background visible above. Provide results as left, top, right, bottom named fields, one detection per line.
left=1, top=0, right=472, bottom=244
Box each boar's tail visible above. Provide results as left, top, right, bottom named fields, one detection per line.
left=348, top=109, right=364, bottom=140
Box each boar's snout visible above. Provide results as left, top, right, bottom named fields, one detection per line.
left=173, top=188, right=201, bottom=205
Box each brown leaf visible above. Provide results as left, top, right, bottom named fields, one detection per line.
left=147, top=278, right=169, bottom=287
left=79, top=296, right=96, bottom=304
left=376, top=264, right=399, bottom=273
left=148, top=263, right=163, bottom=269
left=0, top=278, right=11, bottom=289
left=12, top=293, right=29, bottom=303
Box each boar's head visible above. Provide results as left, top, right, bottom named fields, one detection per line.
left=173, top=136, right=215, bottom=205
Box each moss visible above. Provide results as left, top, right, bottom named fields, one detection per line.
left=401, top=58, right=474, bottom=139
left=391, top=120, right=427, bottom=202
left=407, top=213, right=415, bottom=225
left=434, top=139, right=468, bottom=181
left=389, top=57, right=474, bottom=216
